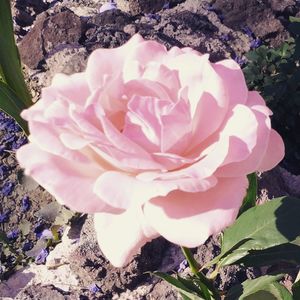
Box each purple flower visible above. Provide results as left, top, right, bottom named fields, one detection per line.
left=242, top=25, right=254, bottom=37
left=178, top=259, right=188, bottom=272
left=163, top=1, right=169, bottom=9
left=250, top=38, right=262, bottom=49
left=89, top=283, right=101, bottom=293
left=1, top=181, right=14, bottom=196
left=0, top=210, right=10, bottom=223
left=21, top=196, right=31, bottom=212
left=35, top=248, right=49, bottom=264
left=220, top=34, right=230, bottom=42
left=22, top=241, right=34, bottom=252
left=12, top=136, right=27, bottom=150
left=233, top=55, right=247, bottom=67
left=0, top=165, right=9, bottom=180
left=144, top=13, right=161, bottom=21
left=40, top=229, right=53, bottom=240
left=0, top=146, right=5, bottom=156
left=7, top=229, right=19, bottom=240
left=3, top=133, right=16, bottom=144
left=207, top=4, right=217, bottom=12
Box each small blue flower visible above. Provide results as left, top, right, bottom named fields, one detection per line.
left=22, top=241, right=34, bottom=252
left=7, top=229, right=19, bottom=240
left=0, top=146, right=5, bottom=156
left=207, top=4, right=214, bottom=11
left=145, top=13, right=161, bottom=21
left=21, top=196, right=31, bottom=212
left=242, top=25, right=254, bottom=37
left=0, top=210, right=10, bottom=223
left=89, top=283, right=101, bottom=293
left=0, top=165, right=9, bottom=180
left=35, top=248, right=49, bottom=264
left=40, top=229, right=53, bottom=240
left=250, top=38, right=262, bottom=49
left=12, top=136, right=27, bottom=150
left=163, top=1, right=169, bottom=9
left=34, top=220, right=45, bottom=235
left=220, top=34, right=230, bottom=42
left=3, top=133, right=16, bottom=144
left=233, top=55, right=247, bottom=67
left=178, top=259, right=188, bottom=272
left=1, top=181, right=14, bottom=196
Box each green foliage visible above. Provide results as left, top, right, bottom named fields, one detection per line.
left=243, top=18, right=300, bottom=173
left=238, top=173, right=257, bottom=216
left=226, top=275, right=293, bottom=300
left=0, top=0, right=32, bottom=133
left=215, top=197, right=300, bottom=267
left=152, top=272, right=206, bottom=300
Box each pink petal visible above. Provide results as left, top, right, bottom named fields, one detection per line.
left=44, top=73, right=90, bottom=106
left=142, top=63, right=181, bottom=100
left=99, top=115, right=164, bottom=170
left=257, top=129, right=285, bottom=171
left=16, top=144, right=108, bottom=213
left=27, top=121, right=89, bottom=163
left=86, top=34, right=145, bottom=91
left=94, top=171, right=177, bottom=209
left=94, top=207, right=159, bottom=267
left=143, top=177, right=248, bottom=247
left=214, top=59, right=248, bottom=107
left=216, top=94, right=273, bottom=176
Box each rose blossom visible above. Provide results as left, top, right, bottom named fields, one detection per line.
left=17, top=34, right=284, bottom=267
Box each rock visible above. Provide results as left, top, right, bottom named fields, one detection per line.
left=0, top=226, right=79, bottom=299
left=212, top=0, right=289, bottom=46
left=259, top=166, right=300, bottom=199
left=171, top=10, right=218, bottom=32
left=90, top=9, right=134, bottom=29
left=15, top=284, right=71, bottom=300
left=45, top=46, right=88, bottom=84
left=116, top=0, right=166, bottom=15
left=19, top=9, right=84, bottom=69
left=68, top=215, right=169, bottom=298
left=18, top=14, right=46, bottom=69
left=269, top=0, right=295, bottom=12
left=85, top=26, right=130, bottom=52
left=42, top=10, right=84, bottom=52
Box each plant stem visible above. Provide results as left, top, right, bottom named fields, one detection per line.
left=181, top=246, right=221, bottom=300
left=181, top=246, right=200, bottom=275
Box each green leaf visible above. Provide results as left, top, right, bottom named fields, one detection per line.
left=244, top=283, right=293, bottom=300
left=238, top=173, right=257, bottom=216
left=0, top=1, right=32, bottom=108
left=152, top=272, right=205, bottom=300
left=218, top=197, right=300, bottom=267
left=225, top=275, right=284, bottom=300
left=0, top=82, right=28, bottom=133
left=289, top=16, right=300, bottom=23
left=236, top=242, right=300, bottom=267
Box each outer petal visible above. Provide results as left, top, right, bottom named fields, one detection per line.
left=93, top=171, right=177, bottom=210
left=16, top=143, right=108, bottom=213
left=257, top=129, right=285, bottom=171
left=143, top=177, right=248, bottom=247
left=214, top=59, right=248, bottom=107
left=94, top=206, right=159, bottom=267
left=86, top=34, right=144, bottom=91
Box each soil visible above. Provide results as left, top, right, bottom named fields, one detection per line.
left=1, top=0, right=300, bottom=299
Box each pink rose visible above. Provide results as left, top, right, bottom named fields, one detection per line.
left=17, top=34, right=284, bottom=267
